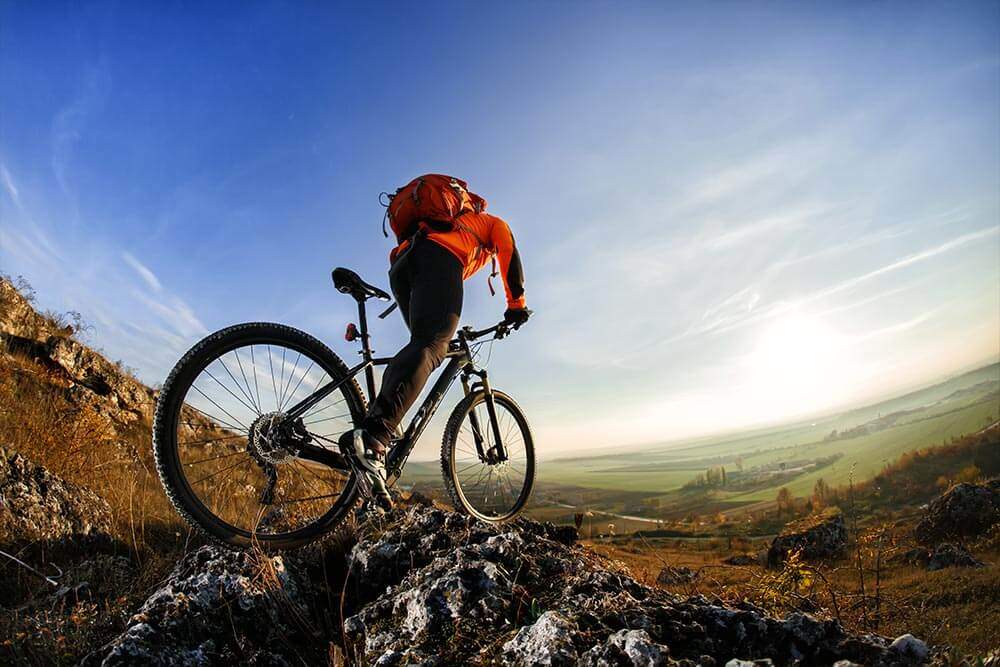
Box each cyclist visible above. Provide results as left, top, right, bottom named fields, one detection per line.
left=340, top=180, right=530, bottom=507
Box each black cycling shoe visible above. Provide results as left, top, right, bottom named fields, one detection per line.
left=338, top=429, right=393, bottom=511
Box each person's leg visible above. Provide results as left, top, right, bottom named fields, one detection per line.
left=363, top=241, right=463, bottom=447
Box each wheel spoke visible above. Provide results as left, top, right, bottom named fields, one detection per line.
left=204, top=367, right=258, bottom=416
left=278, top=351, right=301, bottom=410
left=304, top=412, right=351, bottom=426
left=179, top=433, right=246, bottom=447
left=281, top=358, right=314, bottom=412
left=190, top=458, right=250, bottom=486
left=185, top=402, right=248, bottom=434
left=268, top=345, right=279, bottom=411
left=220, top=355, right=261, bottom=415
left=166, top=334, right=362, bottom=541
left=450, top=396, right=531, bottom=520
left=231, top=349, right=261, bottom=414
left=185, top=450, right=246, bottom=466
left=250, top=346, right=263, bottom=411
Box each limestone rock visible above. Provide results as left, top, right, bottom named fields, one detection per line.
left=0, top=446, right=112, bottom=544
left=341, top=505, right=929, bottom=666
left=767, top=508, right=848, bottom=567
left=914, top=480, right=1000, bottom=546
left=925, top=543, right=986, bottom=571
left=83, top=545, right=318, bottom=666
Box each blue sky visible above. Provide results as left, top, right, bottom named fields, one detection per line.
left=2, top=1, right=998, bottom=458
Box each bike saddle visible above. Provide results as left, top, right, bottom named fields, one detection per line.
left=332, top=267, right=391, bottom=302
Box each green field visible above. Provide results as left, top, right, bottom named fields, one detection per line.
left=400, top=362, right=999, bottom=519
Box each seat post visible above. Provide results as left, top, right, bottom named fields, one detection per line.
left=357, top=299, right=377, bottom=399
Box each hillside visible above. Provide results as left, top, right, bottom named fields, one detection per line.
left=1, top=276, right=997, bottom=664
left=448, top=362, right=998, bottom=525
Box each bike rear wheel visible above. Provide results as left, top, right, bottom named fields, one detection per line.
left=441, top=390, right=534, bottom=522
left=153, top=322, right=366, bottom=551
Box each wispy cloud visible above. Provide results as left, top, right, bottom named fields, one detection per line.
left=130, top=288, right=208, bottom=339
left=0, top=163, right=21, bottom=209
left=848, top=307, right=941, bottom=343
left=812, top=226, right=1000, bottom=303
left=635, top=225, right=1000, bottom=354
left=122, top=252, right=163, bottom=292
left=51, top=63, right=110, bottom=204
left=0, top=218, right=63, bottom=269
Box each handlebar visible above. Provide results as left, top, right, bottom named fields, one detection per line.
left=462, top=316, right=530, bottom=341
left=462, top=322, right=509, bottom=341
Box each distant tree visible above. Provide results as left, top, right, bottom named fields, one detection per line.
left=812, top=478, right=830, bottom=509
left=776, top=487, right=793, bottom=518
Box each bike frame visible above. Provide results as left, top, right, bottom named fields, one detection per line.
left=284, top=296, right=509, bottom=484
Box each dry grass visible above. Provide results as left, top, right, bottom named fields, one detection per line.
left=0, top=343, right=354, bottom=664
left=0, top=351, right=192, bottom=665
left=0, top=354, right=186, bottom=550
left=590, top=515, right=1000, bottom=658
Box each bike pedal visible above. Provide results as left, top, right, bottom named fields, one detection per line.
left=360, top=497, right=390, bottom=516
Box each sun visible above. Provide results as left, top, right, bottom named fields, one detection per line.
left=746, top=314, right=849, bottom=414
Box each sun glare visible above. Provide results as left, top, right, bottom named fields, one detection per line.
left=747, top=314, right=850, bottom=414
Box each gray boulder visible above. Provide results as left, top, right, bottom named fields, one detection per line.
left=767, top=508, right=848, bottom=567
left=503, top=611, right=579, bottom=666
left=84, top=545, right=320, bottom=666
left=580, top=628, right=672, bottom=666
left=0, top=445, right=112, bottom=544
left=889, top=634, right=929, bottom=663
left=893, top=542, right=986, bottom=571
left=926, top=542, right=986, bottom=571
left=914, top=480, right=1000, bottom=546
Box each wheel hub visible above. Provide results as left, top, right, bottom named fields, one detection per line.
left=248, top=412, right=296, bottom=464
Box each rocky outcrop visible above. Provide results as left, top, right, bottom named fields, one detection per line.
left=893, top=543, right=986, bottom=571
left=914, top=480, right=1000, bottom=546
left=57, top=502, right=945, bottom=666
left=84, top=545, right=322, bottom=666
left=0, top=445, right=112, bottom=544
left=926, top=543, right=986, bottom=571
left=0, top=278, right=156, bottom=430
left=341, top=505, right=929, bottom=666
left=767, top=508, right=848, bottom=568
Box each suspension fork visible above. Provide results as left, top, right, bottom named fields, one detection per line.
left=463, top=367, right=507, bottom=463
left=461, top=371, right=488, bottom=460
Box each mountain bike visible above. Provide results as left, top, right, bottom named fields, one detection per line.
left=152, top=267, right=534, bottom=550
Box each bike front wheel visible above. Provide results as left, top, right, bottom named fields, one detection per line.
left=441, top=390, right=535, bottom=522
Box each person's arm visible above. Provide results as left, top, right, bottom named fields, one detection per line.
left=489, top=215, right=526, bottom=310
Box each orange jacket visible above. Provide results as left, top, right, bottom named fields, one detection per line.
left=390, top=212, right=526, bottom=309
